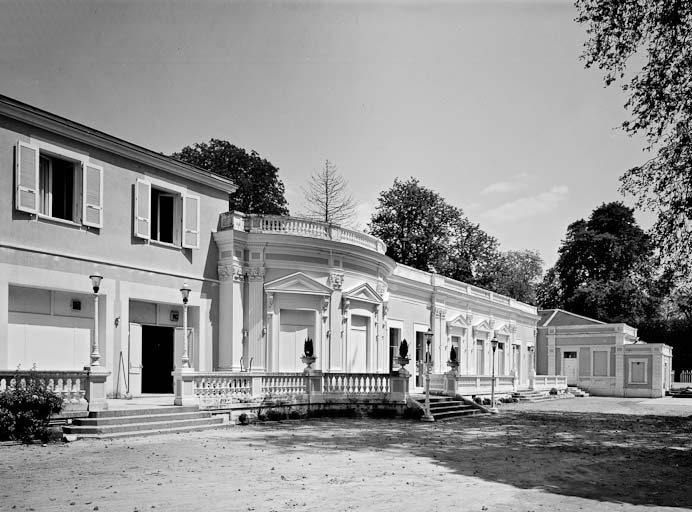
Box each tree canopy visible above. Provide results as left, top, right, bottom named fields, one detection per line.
left=576, top=0, right=692, bottom=278
left=369, top=178, right=543, bottom=301
left=301, top=160, right=356, bottom=225
left=172, top=139, right=289, bottom=215
left=537, top=202, right=660, bottom=324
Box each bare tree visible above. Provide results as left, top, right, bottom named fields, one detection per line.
left=301, top=160, right=356, bottom=225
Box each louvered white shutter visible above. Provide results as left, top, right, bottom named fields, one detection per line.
left=82, top=163, right=104, bottom=228
left=182, top=194, right=200, bottom=249
left=134, top=179, right=151, bottom=239
left=15, top=142, right=39, bottom=214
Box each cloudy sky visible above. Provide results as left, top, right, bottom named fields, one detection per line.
left=1, top=0, right=650, bottom=267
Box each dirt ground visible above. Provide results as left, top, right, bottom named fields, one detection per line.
left=2, top=397, right=692, bottom=512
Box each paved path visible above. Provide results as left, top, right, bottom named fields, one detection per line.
left=2, top=399, right=691, bottom=512
left=501, top=395, right=692, bottom=416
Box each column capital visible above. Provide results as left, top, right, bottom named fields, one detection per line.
left=329, top=272, right=344, bottom=290
left=245, top=266, right=265, bottom=281
left=218, top=263, right=245, bottom=282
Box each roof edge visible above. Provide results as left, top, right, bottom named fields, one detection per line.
left=0, top=95, right=238, bottom=194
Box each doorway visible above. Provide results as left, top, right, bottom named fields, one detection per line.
left=141, top=325, right=175, bottom=393
left=563, top=351, right=578, bottom=385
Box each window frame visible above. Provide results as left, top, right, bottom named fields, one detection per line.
left=628, top=358, right=648, bottom=384
left=592, top=350, right=609, bottom=377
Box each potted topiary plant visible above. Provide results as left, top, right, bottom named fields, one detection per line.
left=301, top=337, right=316, bottom=370
left=397, top=339, right=410, bottom=368
left=447, top=346, right=460, bottom=373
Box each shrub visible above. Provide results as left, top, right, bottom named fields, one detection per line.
left=402, top=406, right=423, bottom=420
left=288, top=410, right=301, bottom=420
left=237, top=413, right=249, bottom=425
left=0, top=373, right=63, bottom=443
left=482, top=398, right=491, bottom=406
left=472, top=395, right=483, bottom=405
left=369, top=407, right=397, bottom=419
left=265, top=409, right=287, bottom=421
left=549, top=387, right=558, bottom=395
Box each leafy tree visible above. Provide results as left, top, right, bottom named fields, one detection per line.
left=576, top=0, right=692, bottom=278
left=172, top=139, right=289, bottom=215
left=301, top=160, right=356, bottom=225
left=539, top=202, right=660, bottom=324
left=369, top=178, right=463, bottom=274
left=370, top=177, right=507, bottom=287
left=489, top=250, right=544, bottom=305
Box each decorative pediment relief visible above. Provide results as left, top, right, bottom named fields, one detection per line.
left=343, top=282, right=382, bottom=304
left=446, top=314, right=469, bottom=330
left=494, top=324, right=511, bottom=337
left=264, top=272, right=331, bottom=296
left=473, top=319, right=492, bottom=335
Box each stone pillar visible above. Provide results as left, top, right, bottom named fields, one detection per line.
left=85, top=367, right=110, bottom=411
left=466, top=311, right=474, bottom=375
left=547, top=327, right=556, bottom=375
left=390, top=368, right=410, bottom=403
left=173, top=367, right=196, bottom=406
left=218, top=263, right=244, bottom=370
left=0, top=279, right=8, bottom=369
left=432, top=305, right=446, bottom=374
left=247, top=266, right=266, bottom=371
left=328, top=271, right=344, bottom=371
left=615, top=345, right=625, bottom=396
left=305, top=370, right=323, bottom=403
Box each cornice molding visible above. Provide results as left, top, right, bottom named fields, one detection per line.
left=0, top=95, right=237, bottom=194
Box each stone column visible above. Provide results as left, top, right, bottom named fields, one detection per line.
left=466, top=311, right=474, bottom=375
left=217, top=263, right=244, bottom=370
left=246, top=266, right=266, bottom=371
left=547, top=327, right=556, bottom=375
left=328, top=271, right=344, bottom=371
left=0, top=279, right=9, bottom=369
left=432, top=305, right=446, bottom=374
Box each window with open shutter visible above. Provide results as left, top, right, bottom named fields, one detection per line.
left=82, top=163, right=103, bottom=228
left=182, top=194, right=200, bottom=249
left=134, top=178, right=151, bottom=239
left=15, top=141, right=39, bottom=214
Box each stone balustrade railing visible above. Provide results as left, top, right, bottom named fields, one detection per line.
left=531, top=375, right=568, bottom=391
left=323, top=373, right=390, bottom=394
left=0, top=370, right=89, bottom=412
left=190, top=371, right=394, bottom=408
left=430, top=374, right=517, bottom=395
left=219, top=212, right=387, bottom=254
left=262, top=373, right=306, bottom=395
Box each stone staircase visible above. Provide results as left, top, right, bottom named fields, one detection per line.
left=410, top=395, right=485, bottom=421
left=63, top=406, right=227, bottom=439
left=512, top=389, right=561, bottom=402
left=567, top=386, right=590, bottom=397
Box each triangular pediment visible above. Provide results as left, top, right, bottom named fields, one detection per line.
left=264, top=272, right=331, bottom=296
left=344, top=282, right=382, bottom=304
left=473, top=319, right=492, bottom=333
left=494, top=324, right=511, bottom=337
left=447, top=314, right=469, bottom=330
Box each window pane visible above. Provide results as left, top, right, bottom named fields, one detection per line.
left=631, top=361, right=646, bottom=383
left=593, top=351, right=608, bottom=376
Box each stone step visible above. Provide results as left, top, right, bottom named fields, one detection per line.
left=434, top=409, right=481, bottom=421
left=410, top=396, right=486, bottom=422
left=73, top=411, right=212, bottom=426
left=64, top=416, right=225, bottom=436
left=66, top=422, right=230, bottom=440
left=87, top=406, right=200, bottom=418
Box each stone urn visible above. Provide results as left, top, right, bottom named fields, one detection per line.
left=396, top=356, right=410, bottom=376
left=446, top=359, right=460, bottom=374
left=301, top=355, right=317, bottom=371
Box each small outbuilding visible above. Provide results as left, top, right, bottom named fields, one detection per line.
left=536, top=309, right=673, bottom=398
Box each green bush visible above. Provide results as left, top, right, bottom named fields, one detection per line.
left=265, top=409, right=287, bottom=421
left=0, top=374, right=63, bottom=443
left=288, top=410, right=301, bottom=420
left=549, top=387, right=558, bottom=395
left=369, top=407, right=397, bottom=419
left=402, top=406, right=423, bottom=420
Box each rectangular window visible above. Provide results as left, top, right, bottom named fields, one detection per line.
left=15, top=142, right=103, bottom=228
left=629, top=360, right=647, bottom=384
left=593, top=351, right=608, bottom=376
left=134, top=178, right=200, bottom=249
left=388, top=327, right=401, bottom=372
left=39, top=154, right=79, bottom=222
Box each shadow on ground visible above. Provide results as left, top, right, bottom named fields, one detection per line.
left=255, top=411, right=692, bottom=508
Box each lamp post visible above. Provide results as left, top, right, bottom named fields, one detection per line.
left=422, top=327, right=434, bottom=422
left=180, top=282, right=191, bottom=368
left=490, top=336, right=499, bottom=413
left=89, top=273, right=103, bottom=366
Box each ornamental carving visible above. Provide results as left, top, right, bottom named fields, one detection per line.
left=376, top=280, right=387, bottom=296
left=329, top=272, right=344, bottom=290
left=342, top=298, right=350, bottom=319
left=433, top=306, right=446, bottom=319
left=233, top=265, right=245, bottom=282
left=266, top=292, right=274, bottom=311
left=217, top=264, right=234, bottom=281
left=245, top=266, right=265, bottom=281
left=322, top=297, right=330, bottom=317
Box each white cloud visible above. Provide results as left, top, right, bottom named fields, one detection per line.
left=480, top=185, right=569, bottom=224
left=480, top=172, right=531, bottom=195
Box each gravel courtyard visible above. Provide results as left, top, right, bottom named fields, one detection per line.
left=2, top=397, right=691, bottom=512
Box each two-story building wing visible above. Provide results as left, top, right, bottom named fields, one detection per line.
left=0, top=95, right=236, bottom=407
